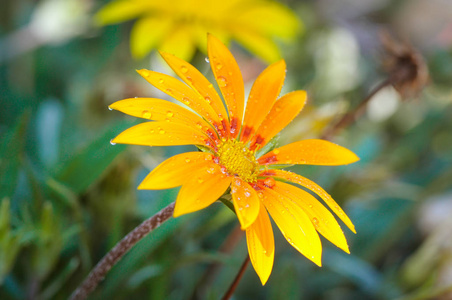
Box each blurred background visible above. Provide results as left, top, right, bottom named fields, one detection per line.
left=1, top=0, right=452, bottom=299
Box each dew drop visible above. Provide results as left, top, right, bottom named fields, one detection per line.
left=264, top=177, right=276, bottom=188
left=204, top=96, right=211, bottom=104
left=217, top=76, right=227, bottom=87
left=275, top=107, right=282, bottom=112
left=244, top=191, right=251, bottom=197
left=273, top=149, right=280, bottom=155
left=166, top=111, right=174, bottom=117
left=239, top=207, right=243, bottom=211
left=142, top=110, right=152, bottom=118
left=141, top=70, right=150, bottom=77
left=185, top=158, right=191, bottom=163
left=108, top=106, right=113, bottom=111
left=205, top=57, right=210, bottom=63
left=197, top=178, right=204, bottom=183
left=263, top=250, right=267, bottom=254
left=208, top=84, right=213, bottom=88
left=245, top=204, right=250, bottom=208
left=159, top=129, right=165, bottom=134
left=312, top=218, right=319, bottom=225
left=287, top=237, right=292, bottom=243
left=309, top=204, right=313, bottom=208
left=110, top=139, right=116, bottom=145
left=182, top=97, right=190, bottom=104
left=159, top=78, right=164, bottom=83
left=181, top=66, right=188, bottom=73
left=216, top=63, right=223, bottom=70
left=205, top=155, right=213, bottom=161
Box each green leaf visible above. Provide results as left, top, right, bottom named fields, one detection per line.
left=0, top=110, right=30, bottom=200
left=52, top=122, right=129, bottom=193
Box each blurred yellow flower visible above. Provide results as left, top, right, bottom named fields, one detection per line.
left=110, top=34, right=358, bottom=284
left=95, top=0, right=301, bottom=62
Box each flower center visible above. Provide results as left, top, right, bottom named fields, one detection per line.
left=217, top=139, right=259, bottom=182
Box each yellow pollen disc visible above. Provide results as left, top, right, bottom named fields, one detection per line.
left=217, top=139, right=259, bottom=182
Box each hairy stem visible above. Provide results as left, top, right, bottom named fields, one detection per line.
left=221, top=255, right=250, bottom=300
left=321, top=79, right=391, bottom=140
left=69, top=202, right=175, bottom=300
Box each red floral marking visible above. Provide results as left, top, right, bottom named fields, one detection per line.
left=260, top=170, right=276, bottom=176
left=206, top=129, right=217, bottom=140
left=250, top=182, right=263, bottom=191
left=250, top=135, right=265, bottom=151
left=230, top=117, right=239, bottom=135
left=221, top=119, right=229, bottom=137
left=241, top=126, right=253, bottom=140
left=259, top=155, right=278, bottom=164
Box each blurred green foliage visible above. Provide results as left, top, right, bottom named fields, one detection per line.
left=1, top=0, right=452, bottom=299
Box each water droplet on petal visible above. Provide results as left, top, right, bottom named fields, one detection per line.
left=141, top=70, right=150, bottom=77
left=245, top=204, right=250, bottom=208
left=312, top=218, right=319, bottom=225
left=263, top=250, right=267, bottom=254
left=108, top=106, right=113, bottom=111
left=185, top=158, right=191, bottom=163
left=181, top=66, right=188, bottom=73
left=110, top=140, right=116, bottom=145
left=217, top=76, right=227, bottom=87
left=216, top=63, right=223, bottom=70
left=208, top=84, right=213, bottom=88
left=205, top=96, right=211, bottom=104
left=142, top=110, right=152, bottom=118
left=197, top=178, right=204, bottom=183
left=264, top=177, right=275, bottom=188
left=159, top=78, right=164, bottom=83
left=273, top=149, right=280, bottom=155
left=166, top=111, right=174, bottom=117
left=182, top=97, right=190, bottom=104
left=239, top=207, right=243, bottom=211
left=159, top=130, right=165, bottom=134
left=244, top=191, right=251, bottom=197
left=205, top=57, right=210, bottom=63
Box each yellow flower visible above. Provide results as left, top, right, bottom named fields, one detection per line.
left=95, top=0, right=300, bottom=62
left=110, top=34, right=359, bottom=284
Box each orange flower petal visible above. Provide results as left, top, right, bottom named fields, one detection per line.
left=273, top=182, right=349, bottom=253
left=111, top=121, right=214, bottom=148
left=250, top=90, right=307, bottom=151
left=173, top=164, right=232, bottom=217
left=267, top=170, right=356, bottom=233
left=240, top=60, right=286, bottom=142
left=159, top=51, right=229, bottom=137
left=136, top=69, right=223, bottom=131
left=259, top=187, right=322, bottom=266
left=109, top=98, right=218, bottom=142
left=207, top=34, right=245, bottom=137
left=231, top=178, right=260, bottom=229
left=258, top=139, right=360, bottom=166
left=138, top=152, right=214, bottom=190
left=246, top=202, right=274, bottom=285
